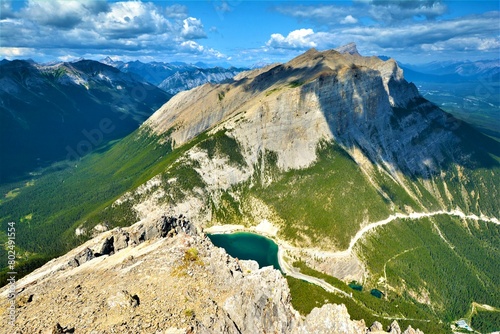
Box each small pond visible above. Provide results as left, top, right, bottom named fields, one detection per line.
left=207, top=232, right=281, bottom=271
left=370, top=289, right=384, bottom=299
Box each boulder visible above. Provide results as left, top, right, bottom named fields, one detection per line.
left=95, top=236, right=114, bottom=256
left=74, top=247, right=94, bottom=266
left=388, top=320, right=401, bottom=334
left=403, top=325, right=424, bottom=334
left=369, top=321, right=384, bottom=332
left=113, top=230, right=129, bottom=251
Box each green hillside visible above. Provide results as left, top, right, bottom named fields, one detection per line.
left=356, top=215, right=500, bottom=329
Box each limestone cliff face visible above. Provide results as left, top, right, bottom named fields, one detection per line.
left=146, top=47, right=463, bottom=178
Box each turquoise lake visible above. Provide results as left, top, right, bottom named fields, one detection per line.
left=207, top=232, right=281, bottom=271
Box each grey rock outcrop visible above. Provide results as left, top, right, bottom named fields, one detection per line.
left=335, top=42, right=361, bottom=56
left=388, top=320, right=402, bottom=334
left=297, top=303, right=366, bottom=333
left=71, top=247, right=94, bottom=267
left=402, top=325, right=425, bottom=334
left=222, top=267, right=297, bottom=333
left=370, top=321, right=384, bottom=332
left=66, top=214, right=194, bottom=268
left=113, top=230, right=129, bottom=251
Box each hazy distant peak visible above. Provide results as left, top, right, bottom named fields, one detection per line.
left=334, top=42, right=360, bottom=56
left=101, top=56, right=115, bottom=64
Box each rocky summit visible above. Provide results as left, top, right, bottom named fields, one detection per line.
left=0, top=216, right=422, bottom=333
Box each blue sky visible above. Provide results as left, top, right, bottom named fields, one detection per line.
left=0, top=1, right=499, bottom=66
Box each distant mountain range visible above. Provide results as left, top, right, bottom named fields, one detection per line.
left=157, top=68, right=245, bottom=95
left=0, top=59, right=171, bottom=183
left=397, top=59, right=500, bottom=137
left=0, top=57, right=251, bottom=184
left=403, top=59, right=499, bottom=78
left=398, top=59, right=499, bottom=83
left=101, top=57, right=248, bottom=95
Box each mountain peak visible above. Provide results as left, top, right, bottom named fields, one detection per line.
left=334, top=42, right=360, bottom=56
left=284, top=45, right=405, bottom=90
left=304, top=47, right=320, bottom=55
left=101, top=56, right=115, bottom=65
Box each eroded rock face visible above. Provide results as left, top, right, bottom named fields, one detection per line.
left=297, top=303, right=366, bottom=333
left=145, top=46, right=459, bottom=179
left=66, top=215, right=194, bottom=269
left=0, top=215, right=422, bottom=334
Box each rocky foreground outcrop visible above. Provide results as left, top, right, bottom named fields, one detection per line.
left=0, top=216, right=422, bottom=333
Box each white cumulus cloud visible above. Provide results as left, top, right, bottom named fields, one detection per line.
left=340, top=15, right=358, bottom=24
left=266, top=28, right=318, bottom=49
left=93, top=1, right=170, bottom=39
left=0, top=0, right=220, bottom=62
left=342, top=12, right=500, bottom=49
left=275, top=1, right=447, bottom=25
left=274, top=5, right=353, bottom=23
left=0, top=47, right=35, bottom=58
left=22, top=0, right=109, bottom=28
left=421, top=37, right=500, bottom=52
left=181, top=17, right=207, bottom=40
left=266, top=28, right=339, bottom=51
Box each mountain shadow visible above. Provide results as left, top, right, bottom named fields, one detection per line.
left=0, top=59, right=171, bottom=184
left=309, top=53, right=500, bottom=180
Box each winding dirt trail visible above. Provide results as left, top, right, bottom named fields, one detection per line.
left=346, top=209, right=499, bottom=255
left=277, top=247, right=352, bottom=298
left=302, top=209, right=500, bottom=260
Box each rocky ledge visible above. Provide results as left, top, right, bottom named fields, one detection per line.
left=0, top=215, right=422, bottom=333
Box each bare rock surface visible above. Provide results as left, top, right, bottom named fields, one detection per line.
left=297, top=303, right=366, bottom=333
